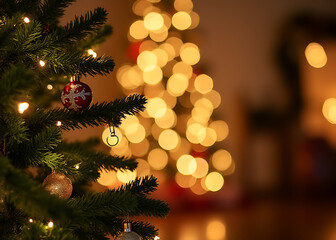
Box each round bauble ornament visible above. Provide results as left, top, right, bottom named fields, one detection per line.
left=116, top=222, right=142, bottom=240
left=42, top=172, right=73, bottom=199
left=61, top=76, right=92, bottom=111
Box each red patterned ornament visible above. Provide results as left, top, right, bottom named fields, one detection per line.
left=61, top=75, right=92, bottom=111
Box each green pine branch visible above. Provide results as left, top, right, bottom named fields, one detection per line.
left=118, top=176, right=159, bottom=195
left=80, top=24, right=113, bottom=50
left=37, top=0, right=75, bottom=26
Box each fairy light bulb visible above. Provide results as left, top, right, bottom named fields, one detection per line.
left=88, top=49, right=97, bottom=58
left=18, top=102, right=29, bottom=114
left=48, top=221, right=54, bottom=228
left=56, top=121, right=62, bottom=126
left=23, top=17, right=30, bottom=23
left=39, top=60, right=46, bottom=67
left=29, top=218, right=33, bottom=223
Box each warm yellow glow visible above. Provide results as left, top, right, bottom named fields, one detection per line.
left=137, top=50, right=158, bottom=71
left=56, top=121, right=62, bottom=127
left=167, top=73, right=189, bottom=96
left=47, top=84, right=53, bottom=90
left=116, top=170, right=136, bottom=183
left=29, top=218, right=33, bottom=223
left=136, top=158, right=151, bottom=177
left=151, top=123, right=163, bottom=140
left=180, top=43, right=200, bottom=65
left=169, top=137, right=191, bottom=160
left=205, top=172, right=224, bottom=192
left=190, top=180, right=208, bottom=195
left=189, top=11, right=200, bottom=29
left=166, top=37, right=183, bottom=57
left=48, top=221, right=54, bottom=228
left=150, top=25, right=168, bottom=42
left=124, top=124, right=146, bottom=143
left=209, top=120, right=229, bottom=141
left=323, top=98, right=336, bottom=124
left=194, top=74, right=213, bottom=94
left=175, top=172, right=196, bottom=188
left=179, top=224, right=200, bottom=240
left=212, top=149, right=232, bottom=171
left=206, top=220, right=226, bottom=240
left=143, top=65, right=163, bottom=85
left=110, top=137, right=132, bottom=158
left=147, top=97, right=167, bottom=118
left=39, top=60, right=46, bottom=67
left=173, top=61, right=193, bottom=79
left=75, top=164, right=79, bottom=169
left=130, top=20, right=149, bottom=40
left=18, top=102, right=29, bottom=114
left=200, top=128, right=217, bottom=147
left=191, top=107, right=211, bottom=125
left=186, top=123, right=206, bottom=144
left=162, top=12, right=171, bottom=28
left=204, top=90, right=221, bottom=109
left=176, top=154, right=197, bottom=175
left=195, top=98, right=214, bottom=112
left=24, top=17, right=30, bottom=23
left=154, top=236, right=160, bottom=240
left=152, top=48, right=169, bottom=67
left=159, top=43, right=176, bottom=61
left=155, top=108, right=177, bottom=129
left=162, top=91, right=177, bottom=108
left=120, top=115, right=139, bottom=130
left=140, top=40, right=158, bottom=52
left=117, top=65, right=143, bottom=90
left=192, top=157, right=209, bottom=178
left=87, top=49, right=97, bottom=58
left=172, top=11, right=192, bottom=30
left=305, top=42, right=327, bottom=68
left=144, top=12, right=164, bottom=31
left=148, top=148, right=169, bottom=170
left=97, top=169, right=117, bottom=186
left=144, top=82, right=165, bottom=98
left=174, top=0, right=193, bottom=12
left=158, top=129, right=180, bottom=150
left=130, top=139, right=150, bottom=157
left=132, top=0, right=152, bottom=16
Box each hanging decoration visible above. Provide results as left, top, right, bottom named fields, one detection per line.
left=42, top=172, right=73, bottom=199
left=106, top=125, right=119, bottom=147
left=116, top=222, right=142, bottom=240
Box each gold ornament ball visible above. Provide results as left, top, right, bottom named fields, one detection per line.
left=116, top=223, right=142, bottom=240
left=42, top=172, right=73, bottom=199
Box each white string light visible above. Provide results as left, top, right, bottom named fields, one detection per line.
left=23, top=17, right=30, bottom=23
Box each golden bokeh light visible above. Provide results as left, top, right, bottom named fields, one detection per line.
left=194, top=98, right=214, bottom=112
left=173, top=61, right=193, bottom=79
left=130, top=139, right=150, bottom=157
left=175, top=172, right=196, bottom=188
left=192, top=157, right=209, bottom=178
left=144, top=12, right=164, bottom=31
left=132, top=0, right=152, bottom=16
left=189, top=11, right=200, bottom=29
left=18, top=102, right=29, bottom=114
left=158, top=129, right=180, bottom=150
left=144, top=82, right=165, bottom=98
left=169, top=137, right=191, bottom=160
left=23, top=17, right=30, bottom=23
left=143, top=65, right=163, bottom=85
left=212, top=149, right=232, bottom=171
left=162, top=91, right=177, bottom=108
left=176, top=154, right=197, bottom=175
left=152, top=48, right=169, bottom=67
left=186, top=123, right=206, bottom=144
left=129, top=20, right=149, bottom=40
left=191, top=107, right=211, bottom=125
left=200, top=128, right=217, bottom=147
left=167, top=73, right=189, bottom=96
left=137, top=50, right=158, bottom=71
left=159, top=42, right=176, bottom=61
left=204, top=90, right=221, bottom=109
left=120, top=115, right=139, bottom=130
left=117, top=65, right=143, bottom=90
left=162, top=12, right=172, bottom=29
left=190, top=179, right=208, bottom=195
left=172, top=11, right=192, bottom=31
left=136, top=158, right=151, bottom=177
left=305, top=42, right=327, bottom=68
left=116, top=170, right=137, bottom=183
left=97, top=169, right=117, bottom=186
left=150, top=25, right=169, bottom=42
left=155, top=108, right=177, bottom=129
left=139, top=40, right=158, bottom=52
left=323, top=98, right=336, bottom=124
left=209, top=120, right=229, bottom=141
left=205, top=172, right=224, bottom=192
left=194, top=74, right=213, bottom=94
left=206, top=220, right=226, bottom=240
left=148, top=148, right=169, bottom=170
left=124, top=124, right=146, bottom=144
left=174, top=0, right=193, bottom=12
left=180, top=42, right=200, bottom=65
left=147, top=97, right=167, bottom=118
left=166, top=37, right=183, bottom=57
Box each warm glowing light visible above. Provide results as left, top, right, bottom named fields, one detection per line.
left=87, top=49, right=97, bottom=58
left=204, top=90, right=221, bottom=109
left=136, top=158, right=151, bottom=177
left=137, top=50, right=157, bottom=71
left=173, top=61, right=193, bottom=79
left=147, top=97, right=167, bottom=118
left=140, top=40, right=158, bottom=52
left=154, top=236, right=160, bottom=240
left=47, top=84, right=53, bottom=90
left=209, top=120, right=229, bottom=141
left=143, top=65, right=163, bottom=85
left=150, top=25, right=168, bottom=42
left=56, top=121, right=62, bottom=127
left=75, top=164, right=80, bottom=169
left=118, top=65, right=144, bottom=90
left=162, top=12, right=171, bottom=29
left=159, top=43, right=176, bottom=61
left=205, top=172, right=224, bottom=192
left=158, top=129, right=180, bottom=150
left=130, top=20, right=149, bottom=40
left=144, top=82, right=165, bottom=98
left=132, top=0, right=152, bottom=16
left=162, top=91, right=177, bottom=108
left=180, top=43, right=200, bottom=65
left=190, top=180, right=208, bottom=195
left=174, top=0, right=193, bottom=11
left=176, top=154, right=197, bottom=175
left=166, top=37, right=183, bottom=57
left=152, top=48, right=169, bottom=67
left=212, top=149, right=232, bottom=171
left=97, top=169, right=117, bottom=186
left=23, top=17, right=30, bottom=23
left=200, top=128, right=217, bottom=147
left=155, top=108, right=177, bottom=129
left=305, top=42, right=327, bottom=68
left=186, top=123, right=206, bottom=144
left=130, top=139, right=150, bottom=157
left=116, top=170, right=136, bottom=183
left=167, top=73, right=189, bottom=96
left=172, top=11, right=192, bottom=30
left=169, top=137, right=191, bottom=160
left=175, top=172, right=196, bottom=188
left=18, top=102, right=29, bottom=114
left=29, top=218, right=33, bottom=223
left=192, top=157, right=209, bottom=178
left=39, top=60, right=46, bottom=67
left=148, top=148, right=169, bottom=170
left=206, top=220, right=226, bottom=240
left=144, top=12, right=164, bottom=31
left=48, top=221, right=54, bottom=228
left=189, top=11, right=200, bottom=29
left=194, top=74, right=213, bottom=94
left=125, top=124, right=146, bottom=144
left=323, top=98, right=336, bottom=124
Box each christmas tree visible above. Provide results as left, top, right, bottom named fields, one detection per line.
left=0, top=1, right=169, bottom=239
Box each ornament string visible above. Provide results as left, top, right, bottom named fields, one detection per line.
left=106, top=125, right=119, bottom=146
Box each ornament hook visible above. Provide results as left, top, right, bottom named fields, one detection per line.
left=106, top=125, right=119, bottom=146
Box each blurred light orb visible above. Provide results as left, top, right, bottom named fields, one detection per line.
left=130, top=20, right=149, bottom=40
left=180, top=43, right=200, bottom=65
left=144, top=12, right=164, bottom=31
left=205, top=172, right=224, bottom=192
left=305, top=42, right=327, bottom=68
left=174, top=0, right=193, bottom=12
left=167, top=73, right=189, bottom=96
left=173, top=61, right=193, bottom=79
left=150, top=25, right=169, bottom=42
left=194, top=74, right=213, bottom=94
left=132, top=0, right=152, bottom=16
left=175, top=172, right=196, bottom=188
left=152, top=48, right=169, bottom=67
left=137, top=50, right=157, bottom=71
left=136, top=158, right=151, bottom=177
left=159, top=42, right=176, bottom=61
left=189, top=11, right=200, bottom=29
left=125, top=124, right=146, bottom=144
left=39, top=60, right=46, bottom=67
left=172, top=11, right=192, bottom=30
left=204, top=90, right=221, bottom=109
left=148, top=148, right=169, bottom=170
left=140, top=40, right=158, bottom=52
left=18, top=102, right=29, bottom=114
left=206, top=220, right=226, bottom=240
left=116, top=170, right=136, bottom=183
left=130, top=139, right=150, bottom=157
left=155, top=108, right=177, bottom=129
left=166, top=37, right=183, bottom=57
left=176, top=154, right=197, bottom=175
left=209, top=120, right=229, bottom=141
left=200, top=128, right=217, bottom=147
left=23, top=17, right=30, bottom=23
left=323, top=98, right=336, bottom=124
left=143, top=65, right=163, bottom=85
left=212, top=149, right=232, bottom=171
left=169, top=137, right=191, bottom=160
left=192, top=157, right=209, bottom=178
left=97, top=169, right=117, bottom=186
left=186, top=123, right=206, bottom=144
left=158, top=129, right=180, bottom=150
left=147, top=97, right=167, bottom=118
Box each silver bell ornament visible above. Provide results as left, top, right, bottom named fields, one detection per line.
left=42, top=172, right=73, bottom=199
left=116, top=222, right=142, bottom=240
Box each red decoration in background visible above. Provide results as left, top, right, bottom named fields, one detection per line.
left=127, top=41, right=142, bottom=62
left=61, top=81, right=92, bottom=111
